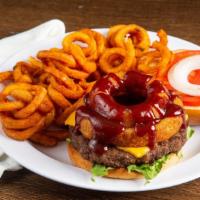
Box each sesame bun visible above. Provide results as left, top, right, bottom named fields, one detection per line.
left=67, top=144, right=179, bottom=180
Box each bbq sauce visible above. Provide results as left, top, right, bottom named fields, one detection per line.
left=75, top=71, right=186, bottom=154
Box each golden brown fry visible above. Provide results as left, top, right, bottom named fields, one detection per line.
left=79, top=80, right=96, bottom=93
left=50, top=77, right=84, bottom=99
left=48, top=85, right=71, bottom=108
left=44, top=64, right=76, bottom=89
left=99, top=39, right=136, bottom=73
left=0, top=101, right=24, bottom=112
left=68, top=43, right=97, bottom=73
left=113, top=24, right=150, bottom=51
left=14, top=85, right=47, bottom=119
left=28, top=57, right=44, bottom=70
left=62, top=31, right=97, bottom=59
left=80, top=29, right=106, bottom=59
left=45, top=129, right=70, bottom=141
left=107, top=25, right=126, bottom=46
left=0, top=112, right=41, bottom=129
left=3, top=117, right=45, bottom=140
left=37, top=50, right=76, bottom=68
left=137, top=29, right=171, bottom=77
left=30, top=132, right=58, bottom=147
left=10, top=89, right=32, bottom=102
left=13, top=62, right=32, bottom=83
left=0, top=71, right=12, bottom=82
left=38, top=95, right=54, bottom=113
left=53, top=60, right=89, bottom=80
left=44, top=108, right=55, bottom=127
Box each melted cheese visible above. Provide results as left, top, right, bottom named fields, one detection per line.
left=118, top=146, right=149, bottom=158
left=65, top=111, right=76, bottom=126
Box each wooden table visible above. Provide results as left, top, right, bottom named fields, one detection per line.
left=0, top=0, right=200, bottom=199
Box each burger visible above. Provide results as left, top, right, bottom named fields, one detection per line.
left=66, top=71, right=192, bottom=180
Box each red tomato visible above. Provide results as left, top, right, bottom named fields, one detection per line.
left=167, top=50, right=200, bottom=106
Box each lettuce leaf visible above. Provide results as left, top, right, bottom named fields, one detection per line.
left=186, top=126, right=195, bottom=140
left=91, top=164, right=112, bottom=177
left=66, top=138, right=72, bottom=144
left=127, top=155, right=169, bottom=180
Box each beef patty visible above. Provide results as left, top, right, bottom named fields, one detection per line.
left=70, top=129, right=187, bottom=168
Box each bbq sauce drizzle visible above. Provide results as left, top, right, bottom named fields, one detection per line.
left=75, top=71, right=186, bottom=155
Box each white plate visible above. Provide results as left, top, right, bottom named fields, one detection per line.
left=0, top=28, right=200, bottom=192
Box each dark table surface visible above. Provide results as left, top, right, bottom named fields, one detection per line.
left=0, top=0, right=200, bottom=199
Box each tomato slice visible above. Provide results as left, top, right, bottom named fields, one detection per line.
left=167, top=50, right=200, bottom=106
left=181, top=95, right=200, bottom=106
left=171, top=50, right=200, bottom=66
left=188, top=69, right=200, bottom=84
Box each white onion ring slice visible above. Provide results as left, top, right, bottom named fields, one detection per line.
left=168, top=55, right=200, bottom=96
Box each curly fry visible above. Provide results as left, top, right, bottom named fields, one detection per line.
left=30, top=131, right=58, bottom=147
left=13, top=85, right=47, bottom=119
left=44, top=108, right=55, bottom=127
left=79, top=80, right=96, bottom=93
left=113, top=24, right=150, bottom=51
left=44, top=64, right=76, bottom=89
left=48, top=85, right=71, bottom=108
left=107, top=25, right=126, bottom=46
left=3, top=117, right=45, bottom=140
left=80, top=29, right=106, bottom=58
left=53, top=60, right=89, bottom=80
left=0, top=112, right=42, bottom=129
left=0, top=101, right=24, bottom=112
left=38, top=95, right=54, bottom=113
left=99, top=39, right=136, bottom=73
left=137, top=29, right=171, bottom=77
left=37, top=50, right=76, bottom=68
left=28, top=57, right=44, bottom=70
left=0, top=71, right=13, bottom=82
left=10, top=89, right=33, bottom=102
left=50, top=77, right=84, bottom=99
left=13, top=62, right=32, bottom=83
left=68, top=43, right=97, bottom=73
left=62, top=31, right=97, bottom=59
left=45, top=129, right=70, bottom=141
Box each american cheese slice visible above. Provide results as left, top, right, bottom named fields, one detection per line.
left=65, top=111, right=76, bottom=126
left=118, top=146, right=150, bottom=158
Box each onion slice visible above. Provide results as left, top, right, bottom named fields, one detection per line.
left=168, top=55, right=200, bottom=96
